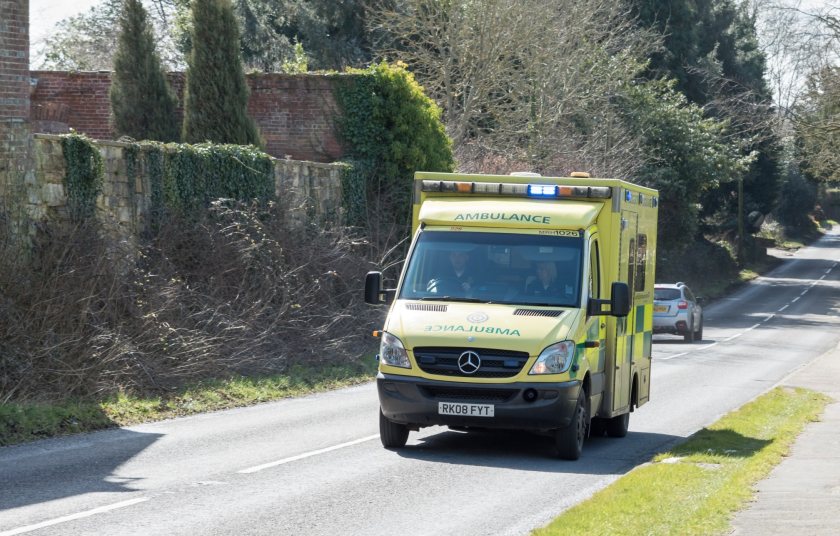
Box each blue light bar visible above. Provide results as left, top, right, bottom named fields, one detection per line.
left=527, top=184, right=558, bottom=198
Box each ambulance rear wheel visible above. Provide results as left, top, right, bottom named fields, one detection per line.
left=606, top=411, right=630, bottom=438
left=555, top=390, right=587, bottom=460
left=379, top=409, right=409, bottom=449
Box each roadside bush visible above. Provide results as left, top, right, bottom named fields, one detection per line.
left=656, top=238, right=739, bottom=291
left=0, top=203, right=379, bottom=402
left=337, top=61, right=454, bottom=241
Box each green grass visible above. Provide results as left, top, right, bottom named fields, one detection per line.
left=533, top=387, right=829, bottom=536
left=0, top=357, right=378, bottom=447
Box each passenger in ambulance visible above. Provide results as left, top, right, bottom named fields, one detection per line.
left=427, top=250, right=474, bottom=294
left=526, top=261, right=559, bottom=297
left=526, top=261, right=576, bottom=300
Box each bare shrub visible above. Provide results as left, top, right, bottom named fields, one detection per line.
left=370, top=0, right=655, bottom=175
left=0, top=202, right=379, bottom=403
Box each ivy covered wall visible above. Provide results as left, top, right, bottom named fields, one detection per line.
left=30, top=134, right=345, bottom=238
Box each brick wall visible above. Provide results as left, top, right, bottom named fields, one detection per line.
left=30, top=71, right=351, bottom=163
left=1, top=0, right=32, bottom=239
left=0, top=0, right=29, bottom=121
left=30, top=72, right=111, bottom=139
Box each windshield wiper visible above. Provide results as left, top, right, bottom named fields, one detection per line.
left=417, top=297, right=490, bottom=303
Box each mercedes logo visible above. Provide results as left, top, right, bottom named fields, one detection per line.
left=467, top=312, right=488, bottom=323
left=458, top=351, right=481, bottom=374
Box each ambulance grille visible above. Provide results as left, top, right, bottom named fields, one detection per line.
left=405, top=303, right=448, bottom=312
left=513, top=308, right=564, bottom=318
left=419, top=386, right=518, bottom=403
left=413, top=347, right=529, bottom=378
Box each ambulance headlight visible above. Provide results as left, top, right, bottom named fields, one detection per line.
left=380, top=332, right=411, bottom=369
left=529, top=341, right=576, bottom=375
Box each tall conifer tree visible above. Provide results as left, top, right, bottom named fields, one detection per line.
left=110, top=0, right=179, bottom=142
left=182, top=0, right=261, bottom=146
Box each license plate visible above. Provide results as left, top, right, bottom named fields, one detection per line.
left=654, top=305, right=668, bottom=313
left=438, top=402, right=495, bottom=417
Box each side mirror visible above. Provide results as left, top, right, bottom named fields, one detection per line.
left=365, top=271, right=383, bottom=304
left=610, top=282, right=630, bottom=317
left=586, top=281, right=631, bottom=317
left=364, top=271, right=396, bottom=305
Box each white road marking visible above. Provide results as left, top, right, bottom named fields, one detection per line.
left=792, top=296, right=800, bottom=303
left=820, top=275, right=826, bottom=281
left=659, top=340, right=719, bottom=360
left=237, top=434, right=381, bottom=474
left=0, top=497, right=150, bottom=536
left=826, top=268, right=832, bottom=274
left=800, top=289, right=809, bottom=296
left=778, top=304, right=789, bottom=312
left=724, top=333, right=743, bottom=342
left=763, top=314, right=775, bottom=322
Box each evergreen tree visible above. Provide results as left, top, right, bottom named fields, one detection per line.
left=182, top=0, right=261, bottom=146
left=630, top=0, right=782, bottom=242
left=110, top=0, right=180, bottom=142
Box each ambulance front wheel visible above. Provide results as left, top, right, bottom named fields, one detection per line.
left=379, top=408, right=409, bottom=449
left=555, top=389, right=588, bottom=460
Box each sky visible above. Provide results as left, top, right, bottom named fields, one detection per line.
left=30, top=0, right=102, bottom=45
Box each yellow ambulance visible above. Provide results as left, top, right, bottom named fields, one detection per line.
left=364, top=171, right=658, bottom=459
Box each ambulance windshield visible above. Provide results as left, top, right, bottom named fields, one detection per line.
left=399, top=230, right=584, bottom=307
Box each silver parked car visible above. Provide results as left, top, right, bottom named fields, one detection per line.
left=653, top=282, right=703, bottom=342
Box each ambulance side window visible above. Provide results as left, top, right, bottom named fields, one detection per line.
left=589, top=239, right=601, bottom=300
left=635, top=234, right=647, bottom=292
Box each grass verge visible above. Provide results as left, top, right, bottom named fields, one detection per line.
left=533, top=387, right=829, bottom=536
left=0, top=356, right=378, bottom=447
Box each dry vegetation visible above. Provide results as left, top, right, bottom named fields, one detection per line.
left=0, top=201, right=380, bottom=403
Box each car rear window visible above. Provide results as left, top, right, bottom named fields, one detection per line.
left=654, top=288, right=681, bottom=301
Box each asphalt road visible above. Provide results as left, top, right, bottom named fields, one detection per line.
left=2, top=231, right=840, bottom=536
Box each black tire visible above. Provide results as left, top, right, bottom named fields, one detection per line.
left=379, top=409, right=409, bottom=449
left=606, top=411, right=630, bottom=438
left=555, top=389, right=588, bottom=460
left=694, top=319, right=703, bottom=341
left=683, top=323, right=695, bottom=343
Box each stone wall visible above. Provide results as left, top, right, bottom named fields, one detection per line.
left=275, top=158, right=347, bottom=227
left=30, top=135, right=344, bottom=238
left=29, top=71, right=350, bottom=163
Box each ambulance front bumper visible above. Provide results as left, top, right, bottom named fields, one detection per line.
left=377, top=372, right=581, bottom=431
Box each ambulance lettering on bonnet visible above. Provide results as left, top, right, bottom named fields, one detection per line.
left=423, top=324, right=522, bottom=336
left=365, top=171, right=659, bottom=460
